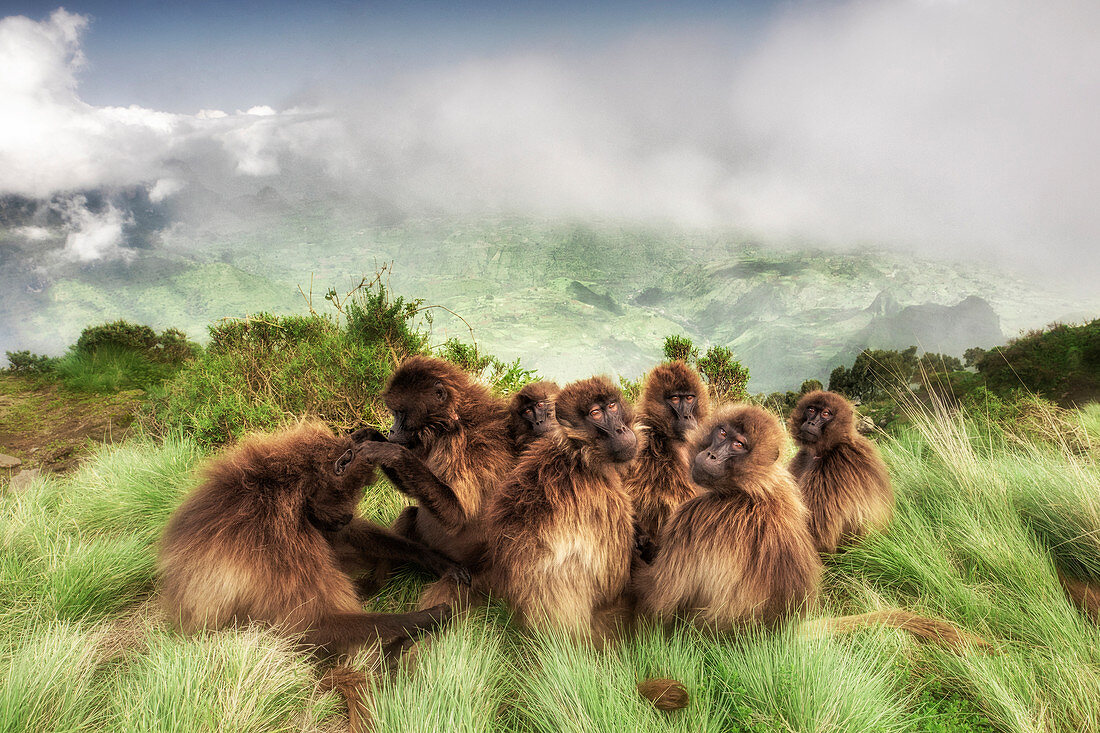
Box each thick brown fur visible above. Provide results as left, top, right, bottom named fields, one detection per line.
left=801, top=609, right=991, bottom=651
left=367, top=356, right=517, bottom=607
left=507, top=380, right=561, bottom=454
left=636, top=679, right=690, bottom=711
left=1058, top=570, right=1100, bottom=623
left=788, top=391, right=894, bottom=554
left=635, top=404, right=823, bottom=633
left=484, top=376, right=638, bottom=642
left=624, top=362, right=710, bottom=545
left=158, top=421, right=453, bottom=659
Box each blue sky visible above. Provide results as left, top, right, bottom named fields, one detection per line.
left=1, top=0, right=779, bottom=111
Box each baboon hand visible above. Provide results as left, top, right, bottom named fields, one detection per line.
left=635, top=530, right=658, bottom=564
left=357, top=440, right=405, bottom=465
left=424, top=603, right=453, bottom=628
left=443, top=564, right=473, bottom=587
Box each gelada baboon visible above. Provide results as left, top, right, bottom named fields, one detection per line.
left=158, top=421, right=454, bottom=655
left=484, top=375, right=638, bottom=642
left=365, top=356, right=515, bottom=606
left=624, top=362, right=710, bottom=551
left=507, top=380, right=560, bottom=454
left=158, top=422, right=456, bottom=731
left=788, top=390, right=894, bottom=554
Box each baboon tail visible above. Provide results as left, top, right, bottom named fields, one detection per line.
left=637, top=678, right=690, bottom=711
left=319, top=665, right=372, bottom=733
left=1058, top=570, right=1100, bottom=623
left=801, top=609, right=989, bottom=651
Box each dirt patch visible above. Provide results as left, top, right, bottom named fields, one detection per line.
left=0, top=374, right=144, bottom=482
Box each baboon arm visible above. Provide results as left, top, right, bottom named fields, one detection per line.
left=303, top=604, right=452, bottom=658
left=371, top=449, right=468, bottom=532
left=331, top=518, right=466, bottom=579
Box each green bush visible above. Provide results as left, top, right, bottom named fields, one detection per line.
left=146, top=278, right=533, bottom=445
left=976, top=319, right=1100, bottom=405
left=3, top=350, right=57, bottom=375
left=697, top=345, right=750, bottom=403
left=662, top=334, right=698, bottom=363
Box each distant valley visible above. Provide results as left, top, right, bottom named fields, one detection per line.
left=2, top=190, right=1097, bottom=392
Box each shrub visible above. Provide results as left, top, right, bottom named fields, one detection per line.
left=4, top=350, right=57, bottom=375
left=663, top=335, right=698, bottom=363
left=697, top=345, right=750, bottom=403
left=146, top=276, right=532, bottom=445
left=975, top=319, right=1100, bottom=405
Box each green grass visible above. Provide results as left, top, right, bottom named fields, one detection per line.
left=2, top=401, right=1099, bottom=731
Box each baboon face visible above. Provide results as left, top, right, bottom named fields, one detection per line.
left=692, top=419, right=750, bottom=486
left=384, top=379, right=454, bottom=448
left=790, top=391, right=853, bottom=448
left=641, top=362, right=708, bottom=439
left=556, top=377, right=637, bottom=463
left=587, top=398, right=637, bottom=462
left=517, top=393, right=555, bottom=437
left=306, top=430, right=379, bottom=532
left=691, top=405, right=783, bottom=488
left=663, top=389, right=699, bottom=436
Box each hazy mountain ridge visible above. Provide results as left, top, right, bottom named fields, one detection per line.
left=2, top=191, right=1096, bottom=391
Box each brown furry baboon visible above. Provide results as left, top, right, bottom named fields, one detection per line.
left=635, top=404, right=823, bottom=631
left=788, top=390, right=894, bottom=554
left=623, top=362, right=710, bottom=551
left=363, top=356, right=516, bottom=606
left=158, top=421, right=455, bottom=658
left=507, top=380, right=561, bottom=454
left=483, top=375, right=638, bottom=642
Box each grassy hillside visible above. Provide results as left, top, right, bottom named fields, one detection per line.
left=2, top=389, right=1099, bottom=731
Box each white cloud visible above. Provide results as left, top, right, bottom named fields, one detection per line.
left=56, top=196, right=132, bottom=262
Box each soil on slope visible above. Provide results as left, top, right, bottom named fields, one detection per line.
left=0, top=374, right=142, bottom=484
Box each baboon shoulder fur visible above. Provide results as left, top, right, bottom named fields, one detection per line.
left=788, top=391, right=893, bottom=554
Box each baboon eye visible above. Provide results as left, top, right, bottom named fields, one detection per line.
left=822, top=409, right=832, bottom=418
left=607, top=402, right=618, bottom=413
left=685, top=395, right=694, bottom=403
left=718, top=428, right=727, bottom=439
left=523, top=408, right=533, bottom=417
left=733, top=440, right=744, bottom=449
left=590, top=407, right=603, bottom=419
left=670, top=395, right=680, bottom=404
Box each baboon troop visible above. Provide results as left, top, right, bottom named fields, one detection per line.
left=158, top=356, right=986, bottom=722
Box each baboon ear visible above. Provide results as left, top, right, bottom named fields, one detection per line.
left=434, top=381, right=447, bottom=403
